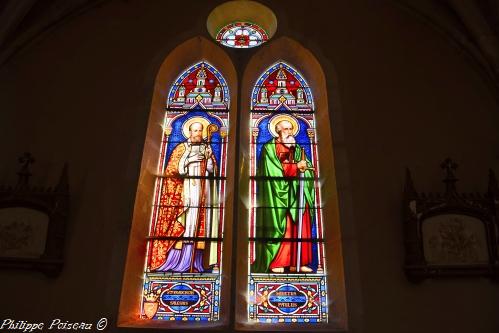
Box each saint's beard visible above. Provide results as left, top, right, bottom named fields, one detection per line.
left=190, top=135, right=203, bottom=143
left=280, top=134, right=296, bottom=148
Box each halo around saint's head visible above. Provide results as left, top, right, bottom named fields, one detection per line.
left=268, top=114, right=300, bottom=137
left=182, top=117, right=211, bottom=139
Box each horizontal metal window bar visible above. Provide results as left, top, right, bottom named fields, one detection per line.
left=219, top=38, right=265, bottom=42
left=250, top=142, right=318, bottom=146
left=268, top=161, right=313, bottom=167
left=249, top=237, right=324, bottom=242
left=164, top=108, right=230, bottom=113
left=147, top=236, right=223, bottom=242
left=249, top=109, right=315, bottom=114
left=156, top=175, right=227, bottom=180
left=145, top=271, right=221, bottom=277
left=251, top=206, right=323, bottom=209
left=147, top=237, right=323, bottom=242
left=147, top=237, right=324, bottom=242
left=152, top=204, right=224, bottom=209
left=250, top=176, right=319, bottom=181
left=156, top=140, right=229, bottom=145
left=252, top=84, right=312, bottom=89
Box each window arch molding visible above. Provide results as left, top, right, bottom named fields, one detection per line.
left=118, top=36, right=238, bottom=329
left=236, top=36, right=354, bottom=330
left=119, top=34, right=360, bottom=331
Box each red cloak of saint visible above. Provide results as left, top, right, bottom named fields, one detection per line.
left=149, top=143, right=208, bottom=270
left=269, top=141, right=312, bottom=270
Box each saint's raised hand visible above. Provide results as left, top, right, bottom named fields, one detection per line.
left=205, top=146, right=213, bottom=159
left=297, top=160, right=308, bottom=172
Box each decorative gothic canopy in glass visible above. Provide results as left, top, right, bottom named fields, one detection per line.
left=167, top=61, right=229, bottom=110
left=251, top=62, right=314, bottom=112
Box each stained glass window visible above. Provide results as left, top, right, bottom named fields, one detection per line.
left=216, top=22, right=268, bottom=49
left=142, top=61, right=229, bottom=321
left=248, top=62, right=328, bottom=323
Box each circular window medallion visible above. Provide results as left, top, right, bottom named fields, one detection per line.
left=216, top=22, right=268, bottom=48
left=207, top=1, right=277, bottom=49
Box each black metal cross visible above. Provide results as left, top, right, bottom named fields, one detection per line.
left=17, top=152, right=35, bottom=186
left=441, top=157, right=458, bottom=179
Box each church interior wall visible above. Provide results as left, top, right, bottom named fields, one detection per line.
left=0, top=1, right=498, bottom=332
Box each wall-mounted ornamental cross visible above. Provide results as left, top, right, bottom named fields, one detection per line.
left=17, top=152, right=35, bottom=186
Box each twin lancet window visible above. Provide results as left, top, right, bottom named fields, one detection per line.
left=142, top=61, right=328, bottom=323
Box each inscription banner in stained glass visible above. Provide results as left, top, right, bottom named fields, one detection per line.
left=143, top=273, right=220, bottom=321
left=249, top=275, right=327, bottom=323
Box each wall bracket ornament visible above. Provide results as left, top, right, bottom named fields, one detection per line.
left=403, top=158, right=499, bottom=282
left=0, top=153, right=69, bottom=277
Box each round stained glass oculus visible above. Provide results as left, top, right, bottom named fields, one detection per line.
left=216, top=22, right=268, bottom=49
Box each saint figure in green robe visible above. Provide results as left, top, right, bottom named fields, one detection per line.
left=251, top=119, right=316, bottom=273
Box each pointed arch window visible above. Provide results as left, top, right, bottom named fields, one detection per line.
left=120, top=37, right=348, bottom=331
left=142, top=61, right=230, bottom=322
left=248, top=62, right=328, bottom=323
